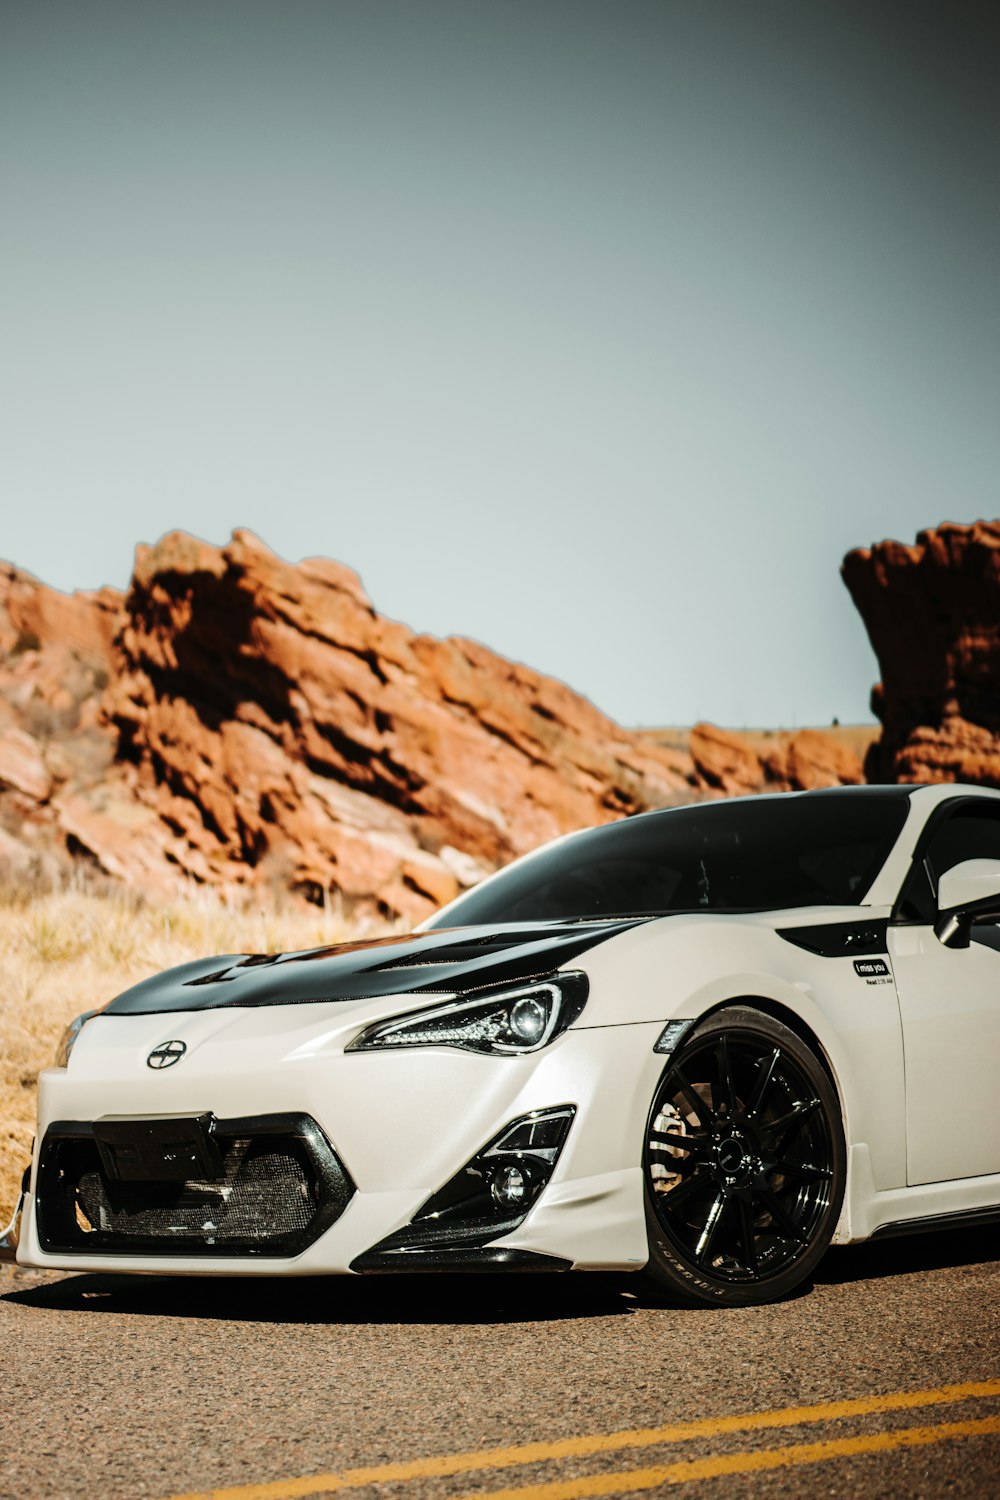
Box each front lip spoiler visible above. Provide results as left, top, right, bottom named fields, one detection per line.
left=352, top=1246, right=571, bottom=1273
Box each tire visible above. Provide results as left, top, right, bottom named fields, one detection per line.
left=641, top=1005, right=845, bottom=1307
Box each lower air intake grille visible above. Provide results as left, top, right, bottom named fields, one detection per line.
left=36, top=1113, right=353, bottom=1257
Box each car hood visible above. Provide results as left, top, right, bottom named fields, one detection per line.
left=102, top=918, right=651, bottom=1017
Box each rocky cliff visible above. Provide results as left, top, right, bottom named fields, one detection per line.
left=0, top=561, right=123, bottom=879
left=683, top=722, right=864, bottom=795
left=842, top=521, right=1000, bottom=787
left=103, top=530, right=700, bottom=917
left=0, top=530, right=871, bottom=916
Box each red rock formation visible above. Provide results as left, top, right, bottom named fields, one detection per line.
left=0, top=527, right=875, bottom=914
left=102, top=530, right=700, bottom=915
left=688, top=724, right=764, bottom=795
left=764, top=729, right=866, bottom=791
left=0, top=559, right=115, bottom=651
left=842, top=521, right=1000, bottom=787
left=0, top=729, right=51, bottom=803
left=686, top=722, right=864, bottom=796
left=0, top=563, right=123, bottom=882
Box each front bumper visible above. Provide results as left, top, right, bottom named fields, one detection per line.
left=17, top=1006, right=664, bottom=1275
left=0, top=1167, right=28, bottom=1264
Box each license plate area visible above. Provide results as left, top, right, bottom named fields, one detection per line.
left=93, top=1114, right=222, bottom=1182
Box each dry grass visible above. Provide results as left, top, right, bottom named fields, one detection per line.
left=0, top=878, right=391, bottom=1217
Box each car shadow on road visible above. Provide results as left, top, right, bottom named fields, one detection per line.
left=4, top=1226, right=995, bottom=1324
left=815, top=1224, right=999, bottom=1287
left=1, top=1268, right=643, bottom=1325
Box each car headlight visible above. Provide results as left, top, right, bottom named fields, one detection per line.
left=55, top=1010, right=99, bottom=1068
left=347, top=972, right=589, bottom=1056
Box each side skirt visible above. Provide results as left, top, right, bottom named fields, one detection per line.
left=870, top=1203, right=1000, bottom=1240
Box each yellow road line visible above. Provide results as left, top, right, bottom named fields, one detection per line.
left=450, top=1414, right=1000, bottom=1500
left=157, top=1378, right=1000, bottom=1500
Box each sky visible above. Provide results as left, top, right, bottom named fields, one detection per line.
left=2, top=1, right=998, bottom=729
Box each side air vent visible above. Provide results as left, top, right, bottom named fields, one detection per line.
left=777, top=920, right=889, bottom=958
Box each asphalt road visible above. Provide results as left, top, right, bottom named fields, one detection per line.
left=2, top=1229, right=999, bottom=1500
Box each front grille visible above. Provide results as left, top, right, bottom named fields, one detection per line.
left=36, top=1113, right=354, bottom=1257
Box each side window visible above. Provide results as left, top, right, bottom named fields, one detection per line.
left=897, top=802, right=1000, bottom=923
left=926, top=804, right=1000, bottom=884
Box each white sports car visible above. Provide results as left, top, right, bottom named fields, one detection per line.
left=5, top=783, right=1000, bottom=1306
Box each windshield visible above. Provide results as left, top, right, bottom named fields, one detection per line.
left=428, top=792, right=909, bottom=927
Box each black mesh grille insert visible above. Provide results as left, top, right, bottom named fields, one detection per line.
left=37, top=1113, right=354, bottom=1257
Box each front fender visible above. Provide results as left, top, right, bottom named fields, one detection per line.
left=573, top=913, right=906, bottom=1198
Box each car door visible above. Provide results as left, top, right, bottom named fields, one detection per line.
left=888, top=798, right=1000, bottom=1187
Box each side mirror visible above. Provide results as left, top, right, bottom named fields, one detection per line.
left=934, top=858, right=1000, bottom=948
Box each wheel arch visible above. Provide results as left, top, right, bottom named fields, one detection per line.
left=694, top=993, right=841, bottom=1099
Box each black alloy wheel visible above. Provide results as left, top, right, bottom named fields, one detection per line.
left=642, top=1005, right=845, bottom=1307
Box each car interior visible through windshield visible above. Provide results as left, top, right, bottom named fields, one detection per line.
left=429, top=793, right=911, bottom=926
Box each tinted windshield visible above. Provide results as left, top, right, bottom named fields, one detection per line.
left=429, top=793, right=909, bottom=926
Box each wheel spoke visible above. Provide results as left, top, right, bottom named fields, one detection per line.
left=716, top=1035, right=737, bottom=1114
left=670, top=1065, right=713, bottom=1128
left=747, top=1047, right=781, bottom=1118
left=737, top=1195, right=758, bottom=1275
left=649, top=1130, right=708, bottom=1158
left=765, top=1098, right=821, bottom=1153
left=695, top=1191, right=727, bottom=1264
left=772, top=1158, right=833, bottom=1185
left=660, top=1168, right=712, bottom=1213
left=757, top=1187, right=809, bottom=1244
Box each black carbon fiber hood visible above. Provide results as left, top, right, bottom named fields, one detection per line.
left=102, top=919, right=648, bottom=1017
